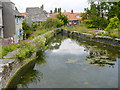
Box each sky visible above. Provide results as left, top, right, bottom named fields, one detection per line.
left=11, top=0, right=89, bottom=13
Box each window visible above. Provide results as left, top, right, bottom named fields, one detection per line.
left=76, top=15, right=81, bottom=18
left=69, top=22, right=72, bottom=24
left=74, top=22, right=76, bottom=24
left=16, top=17, right=19, bottom=24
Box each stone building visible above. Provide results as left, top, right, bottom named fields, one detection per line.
left=26, top=5, right=48, bottom=26
left=0, top=1, right=3, bottom=38
left=0, top=0, right=23, bottom=43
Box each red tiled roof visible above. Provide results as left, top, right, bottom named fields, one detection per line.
left=21, top=13, right=27, bottom=16
left=49, top=12, right=83, bottom=21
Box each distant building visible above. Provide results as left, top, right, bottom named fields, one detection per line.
left=21, top=13, right=27, bottom=21
left=26, top=5, right=48, bottom=26
left=49, top=10, right=84, bottom=26
left=0, top=0, right=23, bottom=43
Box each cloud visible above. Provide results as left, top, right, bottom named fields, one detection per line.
left=52, top=39, right=88, bottom=55
left=11, top=0, right=89, bottom=13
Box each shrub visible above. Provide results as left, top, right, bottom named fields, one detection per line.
left=22, top=22, right=33, bottom=39
left=32, top=21, right=38, bottom=29
left=109, top=29, right=119, bottom=38
left=34, top=37, right=46, bottom=49
left=56, top=13, right=68, bottom=25
left=41, top=18, right=64, bottom=28
left=22, top=22, right=30, bottom=31
left=29, top=29, right=49, bottom=40
left=16, top=45, right=36, bottom=60
left=2, top=43, right=20, bottom=58
left=44, top=31, right=54, bottom=39
left=105, top=16, right=119, bottom=31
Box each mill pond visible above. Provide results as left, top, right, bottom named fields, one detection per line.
left=8, top=33, right=119, bottom=88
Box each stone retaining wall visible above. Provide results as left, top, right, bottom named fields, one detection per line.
left=61, top=29, right=120, bottom=47
left=2, top=52, right=36, bottom=88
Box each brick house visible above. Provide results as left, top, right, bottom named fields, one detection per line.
left=49, top=10, right=83, bottom=26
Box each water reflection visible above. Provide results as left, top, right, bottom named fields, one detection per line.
left=86, top=47, right=116, bottom=67
left=16, top=52, right=46, bottom=88
left=17, top=69, right=43, bottom=88
left=48, top=34, right=118, bottom=68
left=47, top=35, right=66, bottom=50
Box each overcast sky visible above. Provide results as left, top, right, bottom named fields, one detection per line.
left=11, top=0, right=89, bottom=13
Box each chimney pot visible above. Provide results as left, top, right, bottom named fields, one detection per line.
left=50, top=10, right=52, bottom=14
left=71, top=10, right=73, bottom=14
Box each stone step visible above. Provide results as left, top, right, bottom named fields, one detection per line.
left=0, top=59, right=15, bottom=74
left=0, top=59, right=15, bottom=64
left=3, top=49, right=20, bottom=59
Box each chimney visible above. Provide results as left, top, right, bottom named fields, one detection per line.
left=64, top=10, right=66, bottom=13
left=41, top=4, right=44, bottom=10
left=71, top=10, right=73, bottom=14
left=50, top=10, right=52, bottom=14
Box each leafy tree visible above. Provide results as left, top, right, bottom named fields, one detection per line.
left=54, top=8, right=58, bottom=13
left=83, top=1, right=118, bottom=29
left=58, top=8, right=61, bottom=13
left=107, top=1, right=120, bottom=19
left=105, top=16, right=119, bottom=31
left=22, top=22, right=32, bottom=39
left=22, top=22, right=30, bottom=31
left=56, top=13, right=68, bottom=25
left=32, top=22, right=38, bottom=29
left=41, top=18, right=64, bottom=28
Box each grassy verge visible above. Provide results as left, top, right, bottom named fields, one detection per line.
left=62, top=24, right=95, bottom=33
left=0, top=43, right=20, bottom=59
left=28, top=28, right=55, bottom=40
left=62, top=24, right=120, bottom=38
left=16, top=42, right=36, bottom=61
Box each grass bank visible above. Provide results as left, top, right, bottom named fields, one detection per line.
left=62, top=24, right=120, bottom=38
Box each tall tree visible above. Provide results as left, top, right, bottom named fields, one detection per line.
left=54, top=8, right=58, bottom=13
left=58, top=8, right=61, bottom=13
left=56, top=13, right=68, bottom=25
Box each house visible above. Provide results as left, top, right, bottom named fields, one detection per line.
left=0, top=1, right=3, bottom=38
left=21, top=13, right=27, bottom=21
left=26, top=5, right=48, bottom=26
left=49, top=10, right=83, bottom=26
left=0, top=0, right=23, bottom=43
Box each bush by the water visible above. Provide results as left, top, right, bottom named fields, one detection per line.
left=16, top=42, right=36, bottom=61
left=1, top=44, right=20, bottom=58
left=41, top=18, right=64, bottom=28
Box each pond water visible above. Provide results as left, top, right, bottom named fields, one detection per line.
left=17, top=34, right=119, bottom=88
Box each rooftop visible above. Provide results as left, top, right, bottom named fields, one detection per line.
left=49, top=12, right=83, bottom=21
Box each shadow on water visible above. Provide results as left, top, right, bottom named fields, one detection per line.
left=17, top=69, right=42, bottom=88
left=10, top=33, right=119, bottom=88
left=16, top=51, right=47, bottom=88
